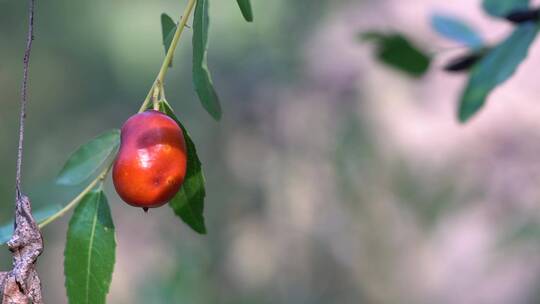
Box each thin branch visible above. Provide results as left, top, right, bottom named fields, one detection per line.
left=15, top=0, right=36, bottom=197
left=1, top=0, right=44, bottom=303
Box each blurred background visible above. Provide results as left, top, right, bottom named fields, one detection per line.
left=2, top=0, right=540, bottom=303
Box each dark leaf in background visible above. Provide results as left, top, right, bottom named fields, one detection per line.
left=56, top=129, right=120, bottom=186
left=159, top=100, right=207, bottom=234
left=193, top=0, right=223, bottom=120
left=161, top=13, right=177, bottom=67
left=236, top=0, right=254, bottom=22
left=431, top=14, right=484, bottom=49
left=361, top=32, right=431, bottom=77
left=505, top=8, right=540, bottom=23
left=443, top=51, right=486, bottom=72
left=459, top=22, right=539, bottom=122
left=64, top=190, right=115, bottom=304
left=483, top=0, right=530, bottom=17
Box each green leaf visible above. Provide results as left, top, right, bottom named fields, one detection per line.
left=458, top=22, right=539, bottom=122
left=159, top=100, right=207, bottom=234
left=161, top=13, right=177, bottom=67
left=57, top=129, right=120, bottom=186
left=0, top=203, right=64, bottom=245
left=483, top=0, right=530, bottom=17
left=65, top=190, right=116, bottom=304
left=193, top=0, right=223, bottom=121
left=361, top=32, right=431, bottom=77
left=431, top=14, right=484, bottom=49
left=236, top=0, right=254, bottom=22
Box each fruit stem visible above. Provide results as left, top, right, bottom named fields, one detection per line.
left=138, top=0, right=197, bottom=113
left=152, top=84, right=160, bottom=110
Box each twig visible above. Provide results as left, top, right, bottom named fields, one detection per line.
left=138, top=0, right=197, bottom=113
left=1, top=0, right=44, bottom=303
left=15, top=0, right=36, bottom=196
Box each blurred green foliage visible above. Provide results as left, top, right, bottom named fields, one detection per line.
left=483, top=0, right=531, bottom=17
left=459, top=22, right=539, bottom=121
left=361, top=32, right=431, bottom=77
left=364, top=0, right=539, bottom=122
left=430, top=14, right=484, bottom=49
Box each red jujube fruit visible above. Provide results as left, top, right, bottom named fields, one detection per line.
left=113, top=110, right=187, bottom=208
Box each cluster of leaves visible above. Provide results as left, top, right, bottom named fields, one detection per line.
left=162, top=0, right=253, bottom=121
left=361, top=0, right=539, bottom=122
left=1, top=0, right=253, bottom=303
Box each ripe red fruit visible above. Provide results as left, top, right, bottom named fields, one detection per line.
left=113, top=110, right=187, bottom=209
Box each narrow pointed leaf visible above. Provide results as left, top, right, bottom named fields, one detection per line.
left=159, top=100, right=207, bottom=234
left=65, top=190, right=116, bottom=304
left=57, top=129, right=120, bottom=185
left=483, top=0, right=530, bottom=17
left=431, top=14, right=484, bottom=49
left=161, top=13, right=177, bottom=67
left=236, top=0, right=254, bottom=22
left=459, top=22, right=539, bottom=122
left=193, top=0, right=223, bottom=120
left=361, top=32, right=431, bottom=77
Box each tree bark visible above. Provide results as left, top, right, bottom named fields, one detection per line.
left=0, top=195, right=43, bottom=304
